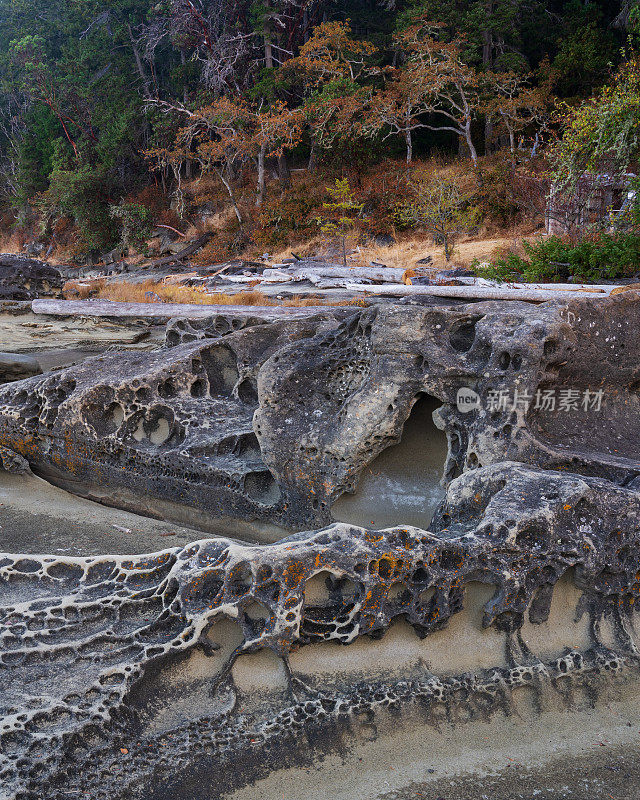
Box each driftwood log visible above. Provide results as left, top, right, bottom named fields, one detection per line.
left=31, top=299, right=351, bottom=320
left=262, top=265, right=409, bottom=282
left=345, top=282, right=615, bottom=302
left=449, top=277, right=615, bottom=292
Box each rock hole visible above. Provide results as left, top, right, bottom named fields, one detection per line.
left=190, top=378, right=206, bottom=398
left=106, top=402, right=124, bottom=430
left=244, top=601, right=272, bottom=636
left=516, top=523, right=550, bottom=550
left=449, top=318, right=479, bottom=352
left=388, top=581, right=407, bottom=601
left=200, top=345, right=239, bottom=396
left=158, top=379, right=177, bottom=399
left=331, top=394, right=447, bottom=531
left=148, top=417, right=171, bottom=446
left=244, top=471, right=281, bottom=505
left=229, top=562, right=253, bottom=594
left=237, top=378, right=259, bottom=405
left=132, top=417, right=146, bottom=442
left=234, top=433, right=262, bottom=460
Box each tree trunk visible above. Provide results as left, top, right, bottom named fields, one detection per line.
left=182, top=51, right=192, bottom=179
left=308, top=141, right=317, bottom=172
left=127, top=23, right=152, bottom=101
left=256, top=143, right=267, bottom=206
left=463, top=122, right=482, bottom=185
left=482, top=5, right=494, bottom=152
left=262, top=0, right=274, bottom=68
left=302, top=8, right=310, bottom=43
left=405, top=128, right=413, bottom=164
left=278, top=152, right=291, bottom=189
left=463, top=124, right=477, bottom=166
left=218, top=171, right=243, bottom=225
left=264, top=33, right=274, bottom=69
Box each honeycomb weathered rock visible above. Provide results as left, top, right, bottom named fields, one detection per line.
left=1, top=294, right=640, bottom=799
left=1, top=462, right=639, bottom=799
left=0, top=295, right=637, bottom=533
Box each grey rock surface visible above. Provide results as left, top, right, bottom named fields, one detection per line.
left=0, top=295, right=637, bottom=534
left=0, top=294, right=639, bottom=799
left=0, top=255, right=63, bottom=300
left=1, top=463, right=639, bottom=799
left=0, top=353, right=41, bottom=383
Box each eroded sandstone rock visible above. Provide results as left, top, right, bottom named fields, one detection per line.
left=0, top=313, right=346, bottom=538
left=0, top=295, right=636, bottom=535
left=0, top=445, right=30, bottom=474
left=1, top=294, right=640, bottom=799
left=0, top=462, right=639, bottom=799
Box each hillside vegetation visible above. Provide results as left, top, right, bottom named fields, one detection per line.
left=0, top=0, right=639, bottom=280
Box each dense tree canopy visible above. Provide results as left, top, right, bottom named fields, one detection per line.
left=0, top=0, right=634, bottom=254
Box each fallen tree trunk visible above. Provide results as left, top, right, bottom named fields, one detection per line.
left=263, top=266, right=408, bottom=282
left=143, top=232, right=213, bottom=270
left=31, top=299, right=350, bottom=320
left=448, top=277, right=615, bottom=293
left=345, top=283, right=614, bottom=303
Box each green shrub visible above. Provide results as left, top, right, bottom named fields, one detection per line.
left=109, top=201, right=153, bottom=255
left=474, top=233, right=640, bottom=283
left=39, top=161, right=117, bottom=255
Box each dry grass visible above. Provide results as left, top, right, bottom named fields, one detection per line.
left=63, top=278, right=366, bottom=308
left=0, top=230, right=28, bottom=256
left=353, top=232, right=544, bottom=270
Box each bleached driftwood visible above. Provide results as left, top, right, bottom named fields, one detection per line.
left=448, top=277, right=615, bottom=293
left=31, top=299, right=345, bottom=320
left=344, top=283, right=613, bottom=302
left=263, top=266, right=408, bottom=282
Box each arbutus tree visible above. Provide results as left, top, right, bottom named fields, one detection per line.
left=148, top=94, right=302, bottom=221
left=482, top=68, right=553, bottom=161
left=367, top=20, right=485, bottom=174
left=281, top=21, right=376, bottom=169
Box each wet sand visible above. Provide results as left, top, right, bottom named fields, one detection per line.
left=0, top=471, right=206, bottom=555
